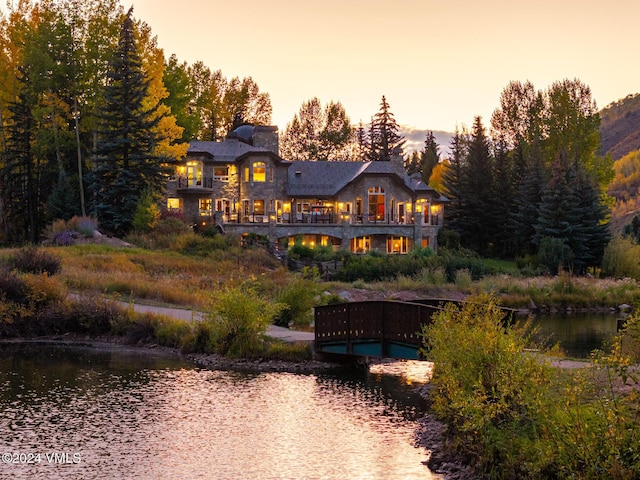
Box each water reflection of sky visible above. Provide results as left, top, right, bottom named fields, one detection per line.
left=0, top=343, right=440, bottom=480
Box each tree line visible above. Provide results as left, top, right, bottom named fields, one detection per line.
left=280, top=95, right=406, bottom=162
left=0, top=0, right=271, bottom=241
left=439, top=79, right=612, bottom=274
left=0, top=0, right=615, bottom=272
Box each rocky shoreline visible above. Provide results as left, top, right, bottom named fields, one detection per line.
left=414, top=384, right=480, bottom=480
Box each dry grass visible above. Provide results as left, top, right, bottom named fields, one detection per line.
left=48, top=244, right=284, bottom=309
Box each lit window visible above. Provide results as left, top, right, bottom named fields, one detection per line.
left=214, top=166, right=229, bottom=181
left=253, top=199, right=265, bottom=215
left=167, top=198, right=181, bottom=210
left=253, top=162, right=266, bottom=182
left=186, top=161, right=203, bottom=186
left=350, top=236, right=370, bottom=254
left=387, top=236, right=408, bottom=254
left=199, top=198, right=212, bottom=216
left=368, top=186, right=385, bottom=221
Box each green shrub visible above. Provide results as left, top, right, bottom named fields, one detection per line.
left=437, top=228, right=461, bottom=250
left=132, top=190, right=161, bottom=232
left=422, top=293, right=640, bottom=479
left=170, top=232, right=231, bottom=256
left=274, top=277, right=320, bottom=327
left=438, top=249, right=487, bottom=282
left=601, top=236, right=640, bottom=280
left=288, top=242, right=315, bottom=261
left=409, top=246, right=434, bottom=258
left=206, top=283, right=283, bottom=357
left=262, top=340, right=312, bottom=361
left=154, top=318, right=214, bottom=352
left=9, top=247, right=61, bottom=276
left=537, top=236, right=572, bottom=275
left=154, top=217, right=191, bottom=236
left=453, top=268, right=472, bottom=288
left=422, top=293, right=552, bottom=477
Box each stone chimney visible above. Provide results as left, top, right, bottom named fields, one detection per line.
left=253, top=126, right=279, bottom=155
left=390, top=146, right=405, bottom=178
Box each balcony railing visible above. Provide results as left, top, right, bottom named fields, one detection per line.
left=175, top=176, right=214, bottom=189
left=220, top=211, right=441, bottom=226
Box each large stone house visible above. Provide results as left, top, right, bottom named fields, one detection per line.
left=165, top=125, right=447, bottom=254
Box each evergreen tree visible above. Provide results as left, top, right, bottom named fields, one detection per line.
left=512, top=148, right=546, bottom=255
left=48, top=171, right=81, bottom=221
left=459, top=117, right=495, bottom=254
left=355, top=121, right=369, bottom=161
left=421, top=131, right=440, bottom=184
left=2, top=77, right=39, bottom=243
left=569, top=168, right=610, bottom=273
left=534, top=151, right=608, bottom=274
left=441, top=128, right=467, bottom=235
left=404, top=151, right=421, bottom=176
left=368, top=96, right=404, bottom=161
left=492, top=140, right=518, bottom=256
left=93, top=8, right=170, bottom=236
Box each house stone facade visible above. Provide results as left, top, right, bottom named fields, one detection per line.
left=166, top=126, right=447, bottom=254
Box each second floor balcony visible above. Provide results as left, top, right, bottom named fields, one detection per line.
left=173, top=176, right=214, bottom=191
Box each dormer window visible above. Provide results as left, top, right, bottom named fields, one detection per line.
left=253, top=162, right=266, bottom=182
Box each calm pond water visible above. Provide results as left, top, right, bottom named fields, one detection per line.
left=0, top=342, right=438, bottom=480
left=529, top=313, right=622, bottom=358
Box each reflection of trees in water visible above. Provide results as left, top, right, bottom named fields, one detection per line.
left=531, top=314, right=620, bottom=358
left=0, top=343, right=189, bottom=403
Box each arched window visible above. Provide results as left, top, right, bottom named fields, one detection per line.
left=368, top=186, right=385, bottom=222
left=253, top=162, right=266, bottom=182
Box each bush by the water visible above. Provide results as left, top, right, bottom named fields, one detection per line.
left=206, top=283, right=284, bottom=357
left=273, top=277, right=320, bottom=327
left=422, top=293, right=640, bottom=479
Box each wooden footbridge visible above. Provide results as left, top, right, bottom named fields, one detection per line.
left=314, top=299, right=516, bottom=361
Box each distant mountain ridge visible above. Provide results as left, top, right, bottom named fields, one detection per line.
left=599, top=93, right=640, bottom=160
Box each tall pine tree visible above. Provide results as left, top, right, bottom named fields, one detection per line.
left=534, top=150, right=609, bottom=274
left=368, top=96, right=404, bottom=161
left=421, top=131, right=440, bottom=184
left=2, top=74, right=39, bottom=243
left=459, top=117, right=495, bottom=254
left=512, top=147, right=546, bottom=255
left=93, top=8, right=171, bottom=236
left=441, top=128, right=467, bottom=236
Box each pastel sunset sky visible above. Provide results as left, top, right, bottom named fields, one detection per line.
left=130, top=0, right=639, bottom=138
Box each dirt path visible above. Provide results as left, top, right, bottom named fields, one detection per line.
left=71, top=294, right=316, bottom=343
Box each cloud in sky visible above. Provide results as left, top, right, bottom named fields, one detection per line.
left=400, top=127, right=454, bottom=157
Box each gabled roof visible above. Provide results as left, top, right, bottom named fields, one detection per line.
left=285, top=160, right=441, bottom=198
left=188, top=139, right=273, bottom=163
left=286, top=161, right=367, bottom=197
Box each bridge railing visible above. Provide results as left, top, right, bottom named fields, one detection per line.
left=314, top=301, right=443, bottom=358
